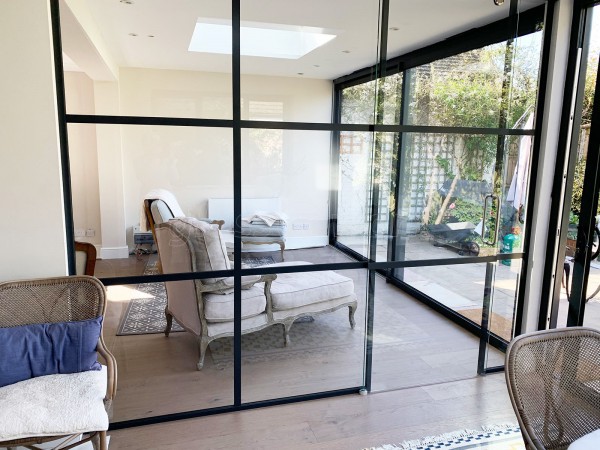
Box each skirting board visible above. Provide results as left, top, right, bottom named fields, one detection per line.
left=243, top=235, right=328, bottom=252
left=100, top=246, right=129, bottom=260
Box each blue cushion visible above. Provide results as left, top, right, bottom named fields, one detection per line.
left=0, top=316, right=102, bottom=388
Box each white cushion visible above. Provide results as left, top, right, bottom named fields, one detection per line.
left=204, top=285, right=266, bottom=322
left=267, top=262, right=355, bottom=311
left=569, top=429, right=600, bottom=450
left=0, top=366, right=108, bottom=441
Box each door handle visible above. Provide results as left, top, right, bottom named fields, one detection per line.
left=482, top=194, right=500, bottom=246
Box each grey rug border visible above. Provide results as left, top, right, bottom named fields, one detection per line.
left=116, top=256, right=276, bottom=336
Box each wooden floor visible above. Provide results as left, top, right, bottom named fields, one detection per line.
left=108, top=374, right=518, bottom=449
left=96, top=246, right=515, bottom=448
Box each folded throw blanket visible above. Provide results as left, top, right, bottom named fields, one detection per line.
left=140, top=188, right=186, bottom=232
left=242, top=212, right=288, bottom=227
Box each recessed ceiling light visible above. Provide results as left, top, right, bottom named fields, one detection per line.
left=147, top=35, right=155, bottom=38
left=389, top=27, right=399, bottom=31
left=342, top=50, right=351, bottom=54
left=120, top=0, right=134, bottom=4
left=297, top=72, right=304, bottom=75
left=128, top=33, right=138, bottom=37
left=189, top=19, right=337, bottom=59
left=313, top=64, right=320, bottom=68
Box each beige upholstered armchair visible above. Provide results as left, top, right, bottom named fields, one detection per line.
left=155, top=217, right=357, bottom=370
left=505, top=327, right=600, bottom=450
left=0, top=276, right=116, bottom=450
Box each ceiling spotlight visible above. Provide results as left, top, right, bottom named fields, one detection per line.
left=147, top=35, right=155, bottom=38
left=128, top=33, right=138, bottom=37
left=297, top=72, right=304, bottom=76
left=342, top=50, right=351, bottom=54
left=493, top=0, right=504, bottom=5
left=389, top=27, right=400, bottom=31
left=120, top=0, right=134, bottom=4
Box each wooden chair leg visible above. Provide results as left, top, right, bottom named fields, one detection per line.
left=348, top=303, right=357, bottom=329
left=165, top=307, right=173, bottom=336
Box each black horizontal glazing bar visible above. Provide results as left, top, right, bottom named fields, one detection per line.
left=66, top=113, right=535, bottom=136
left=108, top=386, right=362, bottom=431
left=99, top=253, right=524, bottom=287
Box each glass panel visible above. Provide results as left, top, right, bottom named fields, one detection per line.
left=391, top=133, right=500, bottom=263
left=337, top=74, right=402, bottom=258
left=372, top=263, right=504, bottom=391
left=67, top=124, right=233, bottom=278
left=336, top=131, right=373, bottom=258
left=62, top=1, right=232, bottom=119
left=240, top=0, right=381, bottom=123
left=240, top=267, right=366, bottom=402
left=104, top=281, right=233, bottom=422
left=241, top=129, right=332, bottom=262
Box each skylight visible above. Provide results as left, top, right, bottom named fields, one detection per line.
left=189, top=19, right=336, bottom=59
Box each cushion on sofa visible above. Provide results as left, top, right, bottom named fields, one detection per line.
left=160, top=218, right=231, bottom=284
left=268, top=265, right=355, bottom=311
left=0, top=366, right=108, bottom=441
left=0, top=317, right=102, bottom=388
left=241, top=222, right=287, bottom=237
left=203, top=285, right=267, bottom=322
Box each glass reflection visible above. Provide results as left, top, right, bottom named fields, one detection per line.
left=104, top=281, right=234, bottom=422
left=241, top=266, right=366, bottom=402
left=67, top=124, right=233, bottom=278
left=62, top=0, right=232, bottom=119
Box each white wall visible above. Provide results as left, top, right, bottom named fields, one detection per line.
left=64, top=71, right=102, bottom=247
left=0, top=0, right=68, bottom=280
left=117, top=68, right=333, bottom=248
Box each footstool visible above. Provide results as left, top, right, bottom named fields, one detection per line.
left=241, top=222, right=286, bottom=260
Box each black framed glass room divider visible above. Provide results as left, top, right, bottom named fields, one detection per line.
left=51, top=0, right=551, bottom=430
left=332, top=1, right=552, bottom=389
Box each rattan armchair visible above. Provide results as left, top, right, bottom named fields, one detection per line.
left=0, top=276, right=117, bottom=450
left=505, top=327, right=600, bottom=450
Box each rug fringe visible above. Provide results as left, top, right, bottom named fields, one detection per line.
left=364, top=423, right=521, bottom=450
left=481, top=422, right=519, bottom=432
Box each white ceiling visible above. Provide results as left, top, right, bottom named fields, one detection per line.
left=62, top=0, right=546, bottom=81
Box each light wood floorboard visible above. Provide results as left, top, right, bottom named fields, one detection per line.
left=107, top=373, right=518, bottom=449
left=96, top=245, right=510, bottom=440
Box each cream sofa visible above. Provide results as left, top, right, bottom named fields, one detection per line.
left=155, top=217, right=357, bottom=369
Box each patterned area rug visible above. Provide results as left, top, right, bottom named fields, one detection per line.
left=116, top=256, right=276, bottom=336
left=208, top=310, right=359, bottom=369
left=365, top=425, right=524, bottom=450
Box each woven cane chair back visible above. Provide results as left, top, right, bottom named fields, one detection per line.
left=506, top=327, right=600, bottom=450
left=0, top=276, right=105, bottom=327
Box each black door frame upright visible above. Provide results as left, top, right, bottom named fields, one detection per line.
left=544, top=0, right=600, bottom=328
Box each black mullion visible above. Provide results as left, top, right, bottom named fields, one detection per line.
left=232, top=0, right=242, bottom=407
left=515, top=0, right=556, bottom=336
left=365, top=0, right=390, bottom=393
left=389, top=72, right=410, bottom=275
left=329, top=86, right=343, bottom=246
left=50, top=0, right=75, bottom=275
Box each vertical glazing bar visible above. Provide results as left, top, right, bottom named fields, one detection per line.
left=568, top=43, right=600, bottom=326
left=232, top=0, right=242, bottom=406
left=365, top=0, right=389, bottom=392
left=50, top=0, right=76, bottom=275
left=478, top=262, right=495, bottom=375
